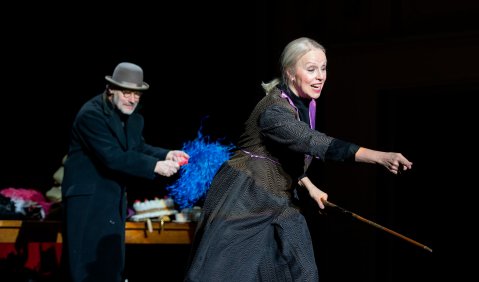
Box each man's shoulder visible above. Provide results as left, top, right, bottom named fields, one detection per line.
left=74, top=94, right=106, bottom=121
left=79, top=94, right=105, bottom=111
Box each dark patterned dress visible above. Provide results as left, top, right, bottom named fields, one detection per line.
left=184, top=86, right=359, bottom=281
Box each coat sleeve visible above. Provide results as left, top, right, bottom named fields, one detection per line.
left=259, top=104, right=359, bottom=162
left=72, top=109, right=159, bottom=180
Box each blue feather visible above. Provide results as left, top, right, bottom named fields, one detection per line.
left=166, top=128, right=234, bottom=209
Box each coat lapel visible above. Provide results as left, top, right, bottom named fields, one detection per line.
left=101, top=94, right=128, bottom=150
left=108, top=114, right=128, bottom=150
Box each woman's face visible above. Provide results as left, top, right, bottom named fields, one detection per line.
left=289, top=49, right=327, bottom=100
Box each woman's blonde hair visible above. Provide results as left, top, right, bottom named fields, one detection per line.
left=261, top=37, right=326, bottom=94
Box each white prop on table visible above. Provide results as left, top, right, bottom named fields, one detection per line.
left=130, top=197, right=178, bottom=222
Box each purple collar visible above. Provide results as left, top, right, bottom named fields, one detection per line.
left=280, top=91, right=316, bottom=130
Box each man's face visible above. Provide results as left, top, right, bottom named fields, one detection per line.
left=111, top=89, right=142, bottom=115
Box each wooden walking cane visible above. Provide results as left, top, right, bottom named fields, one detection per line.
left=322, top=200, right=432, bottom=253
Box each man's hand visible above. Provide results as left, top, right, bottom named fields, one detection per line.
left=154, top=160, right=180, bottom=177
left=166, top=150, right=190, bottom=166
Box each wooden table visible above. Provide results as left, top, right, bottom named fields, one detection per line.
left=125, top=220, right=195, bottom=244
left=0, top=219, right=195, bottom=244
left=0, top=219, right=196, bottom=279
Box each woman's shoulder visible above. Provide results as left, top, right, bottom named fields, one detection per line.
left=259, top=87, right=293, bottom=108
left=251, top=89, right=295, bottom=120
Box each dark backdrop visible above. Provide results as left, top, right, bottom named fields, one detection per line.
left=2, top=1, right=477, bottom=281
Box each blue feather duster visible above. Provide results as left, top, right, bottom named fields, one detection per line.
left=166, top=128, right=234, bottom=209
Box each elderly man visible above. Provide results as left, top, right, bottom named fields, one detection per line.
left=61, top=62, right=189, bottom=282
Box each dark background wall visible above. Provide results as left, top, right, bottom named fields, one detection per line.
left=2, top=1, right=477, bottom=281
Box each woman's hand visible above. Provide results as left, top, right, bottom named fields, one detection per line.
left=299, top=177, right=328, bottom=209
left=380, top=152, right=413, bottom=174
left=355, top=147, right=413, bottom=175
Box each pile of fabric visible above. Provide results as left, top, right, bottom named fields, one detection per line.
left=0, top=188, right=53, bottom=219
